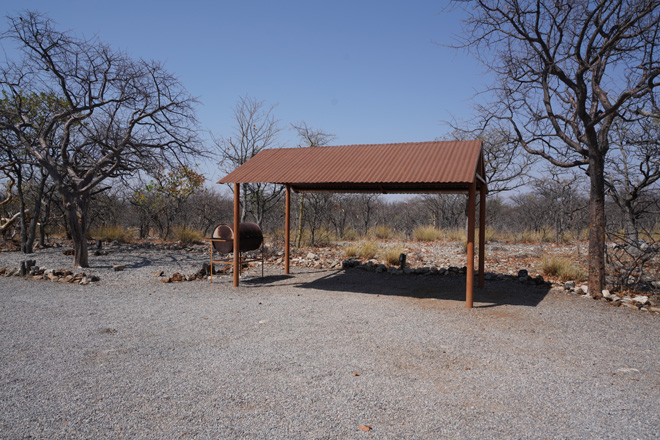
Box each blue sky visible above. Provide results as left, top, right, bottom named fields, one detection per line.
left=2, top=0, right=489, bottom=183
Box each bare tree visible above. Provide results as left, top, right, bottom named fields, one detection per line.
left=186, top=188, right=234, bottom=236
left=290, top=121, right=336, bottom=247
left=354, top=194, right=380, bottom=236
left=0, top=12, right=202, bottom=267
left=445, top=122, right=535, bottom=194
left=420, top=194, right=467, bottom=229
left=532, top=170, right=588, bottom=244
left=215, top=96, right=282, bottom=228
left=605, top=117, right=660, bottom=242
left=453, top=0, right=660, bottom=296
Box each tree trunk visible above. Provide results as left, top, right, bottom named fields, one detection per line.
left=25, top=173, right=47, bottom=252
left=295, top=192, right=304, bottom=248
left=14, top=171, right=32, bottom=254
left=623, top=202, right=639, bottom=244
left=64, top=194, right=89, bottom=268
left=588, top=152, right=606, bottom=298
left=39, top=195, right=51, bottom=248
left=25, top=192, right=42, bottom=252
left=240, top=183, right=247, bottom=223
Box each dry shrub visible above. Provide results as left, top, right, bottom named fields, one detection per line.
left=444, top=227, right=467, bottom=241
left=358, top=241, right=380, bottom=259
left=344, top=241, right=380, bottom=260
left=494, top=230, right=516, bottom=243
left=268, top=227, right=286, bottom=243
left=518, top=230, right=542, bottom=243
left=344, top=244, right=359, bottom=258
left=312, top=227, right=335, bottom=246
left=542, top=256, right=587, bottom=281
left=342, top=227, right=359, bottom=241
left=639, top=225, right=660, bottom=242
left=380, top=246, right=406, bottom=266
left=89, top=225, right=133, bottom=243
left=485, top=226, right=498, bottom=242
left=172, top=226, right=203, bottom=245
left=370, top=225, right=393, bottom=240
left=413, top=225, right=444, bottom=242
left=49, top=226, right=68, bottom=239
left=518, top=229, right=555, bottom=243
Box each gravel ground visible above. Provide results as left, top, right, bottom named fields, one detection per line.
left=0, top=246, right=659, bottom=439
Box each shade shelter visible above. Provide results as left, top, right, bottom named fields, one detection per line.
left=218, top=140, right=488, bottom=308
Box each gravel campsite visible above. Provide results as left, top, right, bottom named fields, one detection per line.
left=0, top=243, right=658, bottom=439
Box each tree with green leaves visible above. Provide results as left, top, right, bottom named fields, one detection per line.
left=131, top=166, right=205, bottom=239
left=0, top=92, right=63, bottom=253
left=0, top=12, right=202, bottom=266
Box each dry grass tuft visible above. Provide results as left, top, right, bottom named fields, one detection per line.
left=444, top=228, right=467, bottom=242
left=369, top=225, right=393, bottom=240
left=344, top=241, right=380, bottom=260
left=312, top=227, right=335, bottom=246
left=89, top=225, right=134, bottom=243
left=342, top=227, right=359, bottom=241
left=413, top=225, right=444, bottom=242
left=172, top=226, right=204, bottom=245
left=380, top=246, right=406, bottom=266
left=344, top=244, right=359, bottom=258
left=358, top=241, right=380, bottom=259
left=542, top=256, right=587, bottom=281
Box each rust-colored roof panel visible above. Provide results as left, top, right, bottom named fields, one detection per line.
left=218, top=140, right=482, bottom=190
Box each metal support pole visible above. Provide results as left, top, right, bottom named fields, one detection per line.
left=233, top=183, right=240, bottom=287
left=466, top=180, right=476, bottom=308
left=479, top=183, right=486, bottom=288
left=285, top=185, right=291, bottom=274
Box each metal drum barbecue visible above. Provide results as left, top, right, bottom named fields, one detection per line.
left=211, top=222, right=263, bottom=254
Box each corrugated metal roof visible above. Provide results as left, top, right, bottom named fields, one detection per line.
left=218, top=140, right=483, bottom=192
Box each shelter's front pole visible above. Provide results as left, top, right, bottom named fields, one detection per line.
left=466, top=180, right=476, bottom=308
left=233, top=183, right=240, bottom=287
left=479, top=183, right=486, bottom=288
left=285, top=185, right=291, bottom=274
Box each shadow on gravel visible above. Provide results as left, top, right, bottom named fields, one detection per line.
left=295, top=269, right=550, bottom=308
left=242, top=274, right=295, bottom=285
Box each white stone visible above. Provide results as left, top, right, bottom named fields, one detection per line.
left=634, top=296, right=649, bottom=305
left=602, top=289, right=611, bottom=299
left=306, top=252, right=318, bottom=260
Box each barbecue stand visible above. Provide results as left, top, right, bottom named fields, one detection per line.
left=204, top=222, right=265, bottom=282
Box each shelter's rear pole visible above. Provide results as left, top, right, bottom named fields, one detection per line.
left=285, top=185, right=290, bottom=274
left=478, top=183, right=486, bottom=288
left=466, top=180, right=476, bottom=308
left=233, top=183, right=240, bottom=287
